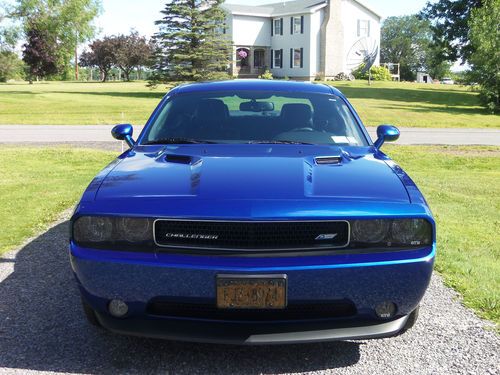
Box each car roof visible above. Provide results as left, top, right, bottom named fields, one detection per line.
left=172, top=79, right=344, bottom=97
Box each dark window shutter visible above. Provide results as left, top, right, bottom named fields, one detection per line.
left=300, top=47, right=304, bottom=68
left=290, top=17, right=294, bottom=34
left=280, top=49, right=283, bottom=68
left=271, top=49, right=274, bottom=68
left=301, top=16, right=304, bottom=34
left=280, top=18, right=284, bottom=35
left=271, top=19, right=274, bottom=36
left=290, top=48, right=293, bottom=68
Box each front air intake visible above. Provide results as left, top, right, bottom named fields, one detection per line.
left=315, top=156, right=342, bottom=165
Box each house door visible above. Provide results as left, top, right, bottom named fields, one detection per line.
left=236, top=48, right=250, bottom=75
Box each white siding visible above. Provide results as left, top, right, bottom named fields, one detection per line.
left=341, top=0, right=381, bottom=72
left=270, top=14, right=313, bottom=78
left=231, top=15, right=271, bottom=47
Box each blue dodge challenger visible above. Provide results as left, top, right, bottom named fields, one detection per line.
left=70, top=80, right=435, bottom=344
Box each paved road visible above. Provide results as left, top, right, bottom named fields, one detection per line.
left=0, top=214, right=498, bottom=375
left=0, top=125, right=499, bottom=146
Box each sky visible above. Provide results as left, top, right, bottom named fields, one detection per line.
left=95, top=0, right=430, bottom=39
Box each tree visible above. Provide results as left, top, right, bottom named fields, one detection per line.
left=152, top=0, right=232, bottom=82
left=10, top=0, right=102, bottom=79
left=468, top=0, right=500, bottom=112
left=80, top=38, right=115, bottom=82
left=381, top=16, right=433, bottom=80
left=22, top=25, right=59, bottom=82
left=0, top=51, right=25, bottom=82
left=420, top=0, right=483, bottom=63
left=113, top=32, right=153, bottom=81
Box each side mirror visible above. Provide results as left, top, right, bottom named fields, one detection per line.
left=111, top=124, right=135, bottom=148
left=374, top=125, right=400, bottom=149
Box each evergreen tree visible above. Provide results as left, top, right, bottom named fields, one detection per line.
left=152, top=0, right=232, bottom=82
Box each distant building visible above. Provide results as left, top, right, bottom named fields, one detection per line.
left=416, top=72, right=433, bottom=84
left=222, top=0, right=382, bottom=80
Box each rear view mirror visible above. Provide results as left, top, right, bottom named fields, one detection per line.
left=240, top=101, right=275, bottom=112
left=374, top=125, right=400, bottom=149
left=112, top=124, right=135, bottom=148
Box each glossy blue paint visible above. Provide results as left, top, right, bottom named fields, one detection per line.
left=374, top=125, right=400, bottom=149
left=70, top=80, right=436, bottom=343
left=111, top=124, right=135, bottom=147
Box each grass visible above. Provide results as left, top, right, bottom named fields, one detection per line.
left=386, top=145, right=500, bottom=326
left=0, top=145, right=498, bottom=326
left=0, top=81, right=168, bottom=125
left=0, top=147, right=115, bottom=255
left=329, top=80, right=500, bottom=128
left=0, top=80, right=499, bottom=128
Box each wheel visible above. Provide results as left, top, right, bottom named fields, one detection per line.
left=81, top=296, right=101, bottom=327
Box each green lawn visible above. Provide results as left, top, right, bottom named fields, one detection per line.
left=0, top=147, right=115, bottom=255
left=329, top=80, right=500, bottom=128
left=0, top=81, right=168, bottom=125
left=386, top=145, right=499, bottom=325
left=0, top=145, right=498, bottom=326
left=0, top=80, right=499, bottom=128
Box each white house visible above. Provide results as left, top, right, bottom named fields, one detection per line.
left=222, top=0, right=382, bottom=80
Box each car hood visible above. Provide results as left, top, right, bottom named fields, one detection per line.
left=94, top=145, right=410, bottom=204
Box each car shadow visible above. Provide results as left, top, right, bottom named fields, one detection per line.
left=0, top=221, right=362, bottom=374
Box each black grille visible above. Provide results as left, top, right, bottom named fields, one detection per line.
left=154, top=220, right=349, bottom=250
left=147, top=299, right=357, bottom=321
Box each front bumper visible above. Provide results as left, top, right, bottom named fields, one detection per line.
left=71, top=244, right=434, bottom=344
left=95, top=311, right=410, bottom=344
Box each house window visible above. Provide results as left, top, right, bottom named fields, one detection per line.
left=293, top=48, right=303, bottom=68
left=274, top=19, right=282, bottom=35
left=274, top=49, right=282, bottom=68
left=357, top=20, right=370, bottom=37
left=254, top=49, right=265, bottom=68
left=293, top=17, right=302, bottom=34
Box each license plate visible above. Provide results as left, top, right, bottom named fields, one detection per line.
left=216, top=275, right=287, bottom=309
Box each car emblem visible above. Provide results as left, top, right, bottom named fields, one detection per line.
left=315, top=233, right=338, bottom=240
left=165, top=233, right=219, bottom=240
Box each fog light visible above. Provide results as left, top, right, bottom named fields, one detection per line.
left=375, top=301, right=397, bottom=319
left=108, top=299, right=128, bottom=318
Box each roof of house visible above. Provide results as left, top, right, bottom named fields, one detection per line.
left=223, top=0, right=382, bottom=19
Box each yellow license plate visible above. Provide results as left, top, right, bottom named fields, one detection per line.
left=216, top=275, right=287, bottom=309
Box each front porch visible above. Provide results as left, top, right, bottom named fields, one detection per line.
left=230, top=46, right=271, bottom=78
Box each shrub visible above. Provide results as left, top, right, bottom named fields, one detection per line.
left=353, top=65, right=392, bottom=81
left=258, top=70, right=274, bottom=80
left=204, top=71, right=233, bottom=81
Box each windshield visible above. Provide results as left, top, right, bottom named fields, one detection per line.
left=142, top=90, right=368, bottom=146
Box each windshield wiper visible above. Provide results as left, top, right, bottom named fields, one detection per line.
left=247, top=140, right=315, bottom=145
left=143, top=138, right=219, bottom=145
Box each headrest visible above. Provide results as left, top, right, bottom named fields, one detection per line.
left=280, top=103, right=312, bottom=124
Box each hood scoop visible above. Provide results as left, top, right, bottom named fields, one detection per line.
left=165, top=154, right=193, bottom=165
left=315, top=155, right=342, bottom=165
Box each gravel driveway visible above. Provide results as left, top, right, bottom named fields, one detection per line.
left=0, top=215, right=498, bottom=375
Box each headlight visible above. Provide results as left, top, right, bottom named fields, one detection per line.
left=72, top=216, right=154, bottom=250
left=391, top=219, right=430, bottom=245
left=117, top=217, right=151, bottom=242
left=350, top=219, right=432, bottom=249
left=352, top=219, right=390, bottom=243
left=73, top=216, right=113, bottom=242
